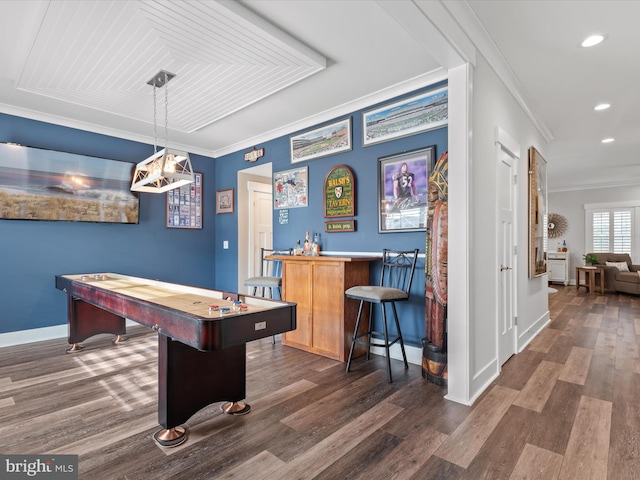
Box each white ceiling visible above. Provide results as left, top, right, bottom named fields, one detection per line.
left=467, top=0, right=640, bottom=192
left=0, top=0, right=637, bottom=192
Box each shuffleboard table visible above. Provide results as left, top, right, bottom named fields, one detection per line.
left=55, top=273, right=296, bottom=447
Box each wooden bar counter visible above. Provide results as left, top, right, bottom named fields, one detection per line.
left=269, top=254, right=379, bottom=361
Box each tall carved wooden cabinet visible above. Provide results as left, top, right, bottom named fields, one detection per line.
left=273, top=255, right=378, bottom=361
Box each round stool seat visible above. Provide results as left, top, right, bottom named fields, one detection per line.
left=345, top=286, right=407, bottom=303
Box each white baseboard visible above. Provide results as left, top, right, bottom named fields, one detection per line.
left=1, top=324, right=425, bottom=369
left=370, top=343, right=422, bottom=366
left=0, top=320, right=139, bottom=349
left=0, top=324, right=67, bottom=348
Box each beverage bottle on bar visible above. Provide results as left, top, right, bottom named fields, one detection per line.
left=303, top=231, right=311, bottom=255
left=312, top=232, right=321, bottom=256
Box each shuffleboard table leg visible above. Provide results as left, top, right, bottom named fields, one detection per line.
left=221, top=401, right=251, bottom=415
left=156, top=334, right=247, bottom=447
left=66, top=343, right=84, bottom=353
left=153, top=426, right=187, bottom=448
left=66, top=296, right=126, bottom=352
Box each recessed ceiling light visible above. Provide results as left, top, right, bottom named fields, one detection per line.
left=581, top=34, right=606, bottom=47
left=594, top=103, right=610, bottom=111
left=601, top=138, right=615, bottom=143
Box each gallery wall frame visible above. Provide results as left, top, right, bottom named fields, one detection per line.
left=324, top=165, right=355, bottom=218
left=216, top=188, right=234, bottom=214
left=166, top=172, right=202, bottom=229
left=0, top=142, right=139, bottom=224
left=274, top=166, right=308, bottom=209
left=290, top=118, right=352, bottom=163
left=378, top=145, right=435, bottom=233
left=325, top=220, right=355, bottom=233
left=363, top=86, right=448, bottom=147
left=528, top=146, right=548, bottom=278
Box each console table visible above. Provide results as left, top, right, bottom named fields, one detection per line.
left=269, top=255, right=379, bottom=361
left=548, top=251, right=570, bottom=286
left=576, top=266, right=604, bottom=294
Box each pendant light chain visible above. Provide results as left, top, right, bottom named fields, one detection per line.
left=153, top=82, right=158, bottom=154
left=164, top=71, right=169, bottom=151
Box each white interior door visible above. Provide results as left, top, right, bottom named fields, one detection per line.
left=248, top=183, right=273, bottom=281
left=496, top=128, right=519, bottom=366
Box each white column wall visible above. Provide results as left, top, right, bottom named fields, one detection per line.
left=467, top=54, right=550, bottom=401
left=445, top=62, right=472, bottom=404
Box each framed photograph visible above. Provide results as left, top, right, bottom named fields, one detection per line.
left=216, top=188, right=234, bottom=214
left=290, top=118, right=351, bottom=163
left=274, top=166, right=308, bottom=209
left=378, top=146, right=435, bottom=233
left=167, top=172, right=202, bottom=229
left=363, top=86, right=448, bottom=146
left=0, top=142, right=139, bottom=224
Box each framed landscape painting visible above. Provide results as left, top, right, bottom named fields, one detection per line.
left=363, top=86, right=448, bottom=146
left=290, top=118, right=351, bottom=163
left=0, top=142, right=139, bottom=223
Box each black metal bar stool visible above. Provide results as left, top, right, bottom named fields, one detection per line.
left=345, top=248, right=419, bottom=382
left=243, top=248, right=291, bottom=344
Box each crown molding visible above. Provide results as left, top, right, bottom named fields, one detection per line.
left=1, top=68, right=448, bottom=161
left=442, top=0, right=554, bottom=143
left=550, top=179, right=640, bottom=194
left=210, top=68, right=448, bottom=158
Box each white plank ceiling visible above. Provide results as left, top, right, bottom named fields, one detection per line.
left=0, top=0, right=638, bottom=191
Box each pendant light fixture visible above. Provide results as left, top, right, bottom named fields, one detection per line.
left=131, top=70, right=194, bottom=193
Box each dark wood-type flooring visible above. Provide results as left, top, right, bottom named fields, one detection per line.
left=1, top=285, right=639, bottom=479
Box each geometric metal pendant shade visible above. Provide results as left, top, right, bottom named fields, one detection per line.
left=131, top=148, right=194, bottom=193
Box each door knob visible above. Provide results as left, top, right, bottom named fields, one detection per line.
left=500, top=265, right=512, bottom=271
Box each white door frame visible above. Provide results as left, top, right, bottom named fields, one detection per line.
left=495, top=126, right=519, bottom=367
left=237, top=164, right=272, bottom=293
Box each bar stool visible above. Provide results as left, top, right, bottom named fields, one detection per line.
left=345, top=248, right=419, bottom=382
left=243, top=248, right=291, bottom=343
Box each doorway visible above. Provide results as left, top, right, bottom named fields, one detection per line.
left=237, top=163, right=273, bottom=293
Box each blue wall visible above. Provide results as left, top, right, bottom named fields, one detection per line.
left=0, top=113, right=216, bottom=335
left=1, top=82, right=447, bottom=348
left=213, top=83, right=448, bottom=347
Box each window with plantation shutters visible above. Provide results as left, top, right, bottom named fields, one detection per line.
left=613, top=210, right=632, bottom=253
left=592, top=211, right=609, bottom=252
left=586, top=207, right=633, bottom=255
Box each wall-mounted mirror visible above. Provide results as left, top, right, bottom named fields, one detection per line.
left=528, top=146, right=548, bottom=278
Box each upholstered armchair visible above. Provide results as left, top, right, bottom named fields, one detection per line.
left=587, top=253, right=640, bottom=294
